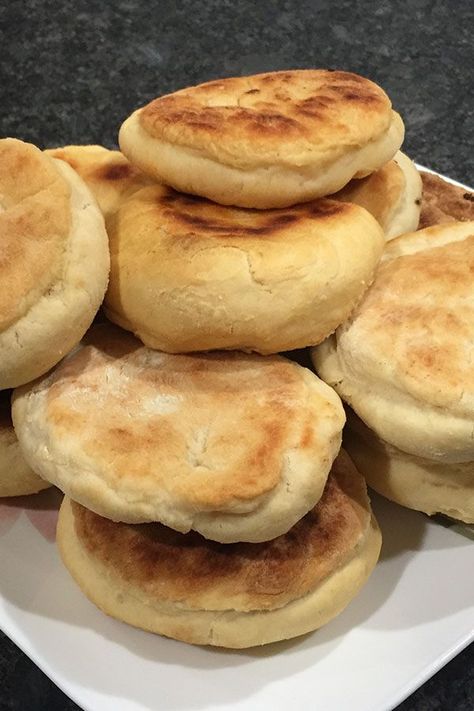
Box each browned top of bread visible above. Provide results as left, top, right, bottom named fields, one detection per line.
left=13, top=323, right=344, bottom=539
left=419, top=172, right=474, bottom=229
left=70, top=450, right=370, bottom=612
left=106, top=182, right=380, bottom=302
left=314, top=220, right=474, bottom=462
left=122, top=182, right=351, bottom=238
left=139, top=70, right=394, bottom=168
left=351, top=221, right=474, bottom=412
left=41, top=326, right=338, bottom=509
left=104, top=181, right=384, bottom=354
left=44, top=326, right=317, bottom=508
left=46, top=145, right=151, bottom=221
left=0, top=138, right=70, bottom=332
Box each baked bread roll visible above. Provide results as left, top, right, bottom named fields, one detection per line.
left=119, top=70, right=404, bottom=208
left=13, top=324, right=345, bottom=543
left=312, top=220, right=474, bottom=462
left=0, top=390, right=50, bottom=497
left=335, top=151, right=422, bottom=240
left=57, top=450, right=382, bottom=648
left=312, top=221, right=474, bottom=522
left=46, top=145, right=151, bottom=222
left=104, top=185, right=384, bottom=354
left=0, top=138, right=110, bottom=388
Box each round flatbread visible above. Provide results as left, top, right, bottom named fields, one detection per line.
left=13, top=324, right=345, bottom=543
left=0, top=138, right=110, bottom=389
left=119, top=69, right=404, bottom=208
left=312, top=220, right=474, bottom=464
left=104, top=184, right=384, bottom=354
left=57, top=450, right=382, bottom=648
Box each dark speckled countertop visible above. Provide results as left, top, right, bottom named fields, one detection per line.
left=0, top=1, right=473, bottom=710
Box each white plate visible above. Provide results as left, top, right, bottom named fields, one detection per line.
left=1, top=169, right=473, bottom=711
left=1, top=489, right=473, bottom=711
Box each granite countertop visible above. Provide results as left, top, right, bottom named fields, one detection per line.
left=0, top=0, right=473, bottom=709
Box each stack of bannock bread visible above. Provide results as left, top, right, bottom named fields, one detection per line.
left=2, top=69, right=473, bottom=649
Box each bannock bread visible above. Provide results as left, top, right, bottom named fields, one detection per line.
left=13, top=324, right=345, bottom=543
left=0, top=390, right=50, bottom=497
left=119, top=69, right=404, bottom=208
left=57, top=451, right=382, bottom=648
left=46, top=145, right=151, bottom=222
left=0, top=138, right=110, bottom=389
left=312, top=221, right=474, bottom=463
left=335, top=151, right=422, bottom=240
left=104, top=184, right=384, bottom=354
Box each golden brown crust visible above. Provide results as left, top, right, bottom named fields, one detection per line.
left=120, top=70, right=403, bottom=208
left=0, top=138, right=70, bottom=332
left=419, top=172, right=474, bottom=229
left=0, top=149, right=110, bottom=390
left=130, top=184, right=347, bottom=237
left=335, top=158, right=405, bottom=226
left=46, top=145, right=151, bottom=221
left=313, top=221, right=474, bottom=463
left=45, top=330, right=308, bottom=507
left=69, top=450, right=370, bottom=613
left=105, top=183, right=384, bottom=354
left=46, top=334, right=305, bottom=508
left=13, top=323, right=344, bottom=541
left=139, top=70, right=393, bottom=169
left=335, top=151, right=421, bottom=240
left=364, top=233, right=474, bottom=410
